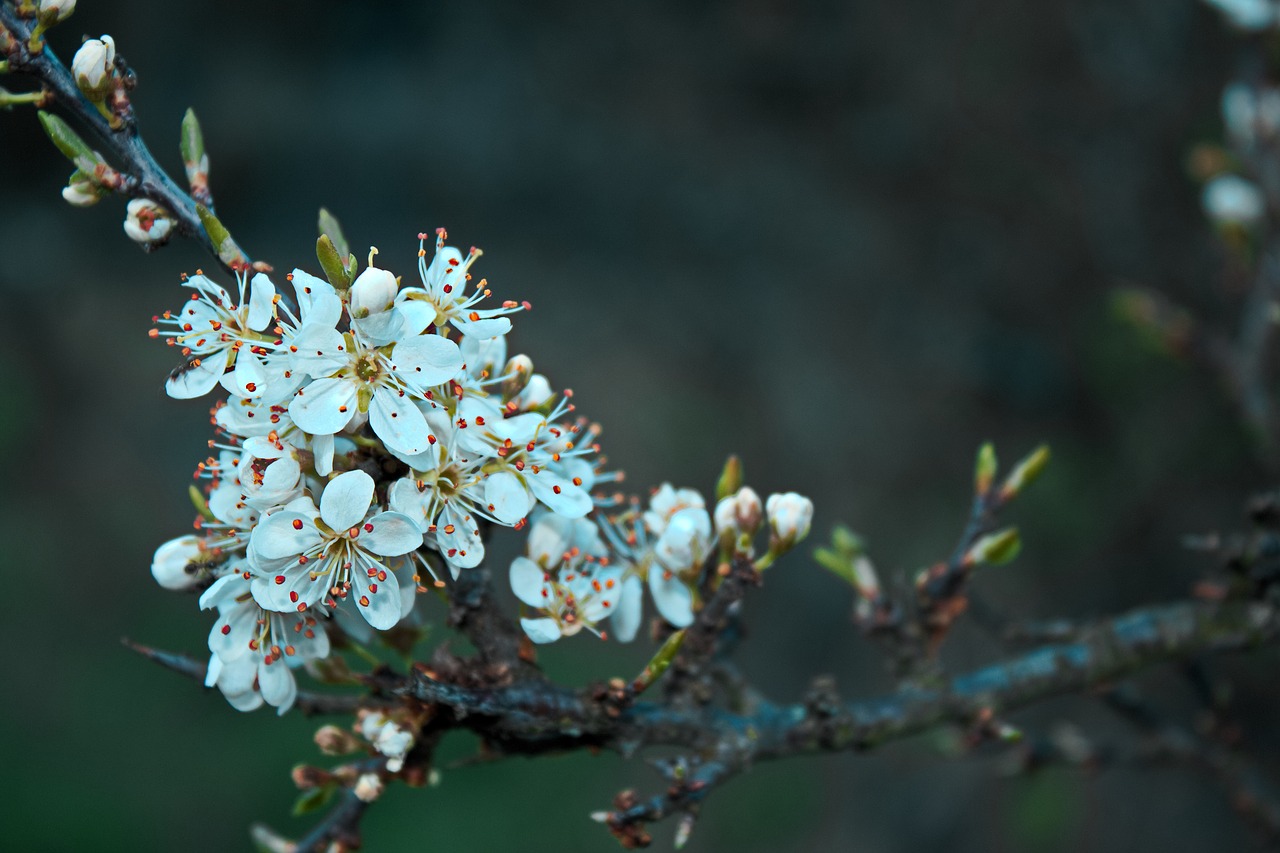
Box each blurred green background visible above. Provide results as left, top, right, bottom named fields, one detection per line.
left=0, top=0, right=1272, bottom=850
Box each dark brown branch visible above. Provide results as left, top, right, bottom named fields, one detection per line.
left=661, top=556, right=759, bottom=703
left=132, top=592, right=1280, bottom=846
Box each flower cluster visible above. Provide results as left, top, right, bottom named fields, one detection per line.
left=149, top=230, right=599, bottom=712
left=511, top=483, right=813, bottom=642
left=148, top=226, right=814, bottom=712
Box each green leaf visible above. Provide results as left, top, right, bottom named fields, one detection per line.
left=179, top=108, right=206, bottom=171
left=631, top=629, right=685, bottom=694
left=291, top=782, right=337, bottom=817
left=831, top=525, right=863, bottom=556
left=196, top=203, right=247, bottom=268
left=187, top=484, right=216, bottom=523
left=814, top=546, right=856, bottom=585
left=318, top=207, right=350, bottom=259
left=966, top=526, right=1022, bottom=566
left=1000, top=445, right=1050, bottom=499
left=974, top=442, right=998, bottom=496
left=316, top=234, right=351, bottom=288
left=37, top=110, right=101, bottom=171
left=715, top=454, right=743, bottom=500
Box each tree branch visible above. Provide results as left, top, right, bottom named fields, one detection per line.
left=0, top=5, right=238, bottom=269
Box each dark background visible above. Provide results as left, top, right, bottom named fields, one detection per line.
left=0, top=0, right=1270, bottom=850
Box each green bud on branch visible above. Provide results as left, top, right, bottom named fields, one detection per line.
left=974, top=441, right=997, bottom=496
left=964, top=526, right=1021, bottom=566
left=999, top=445, right=1050, bottom=500
left=715, top=454, right=743, bottom=501
left=197, top=203, right=248, bottom=269
left=630, top=629, right=685, bottom=694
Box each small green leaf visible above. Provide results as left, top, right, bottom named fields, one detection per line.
left=291, top=783, right=336, bottom=817
left=187, top=484, right=216, bottom=523
left=631, top=629, right=685, bottom=694
left=179, top=108, right=205, bottom=170
left=974, top=442, right=998, bottom=496
left=831, top=525, right=863, bottom=556
left=196, top=203, right=247, bottom=268
left=966, top=526, right=1022, bottom=566
left=37, top=110, right=101, bottom=171
left=318, top=208, right=350, bottom=259
left=814, top=546, right=856, bottom=585
left=715, top=454, right=743, bottom=501
left=1000, top=445, right=1050, bottom=499
left=316, top=234, right=351, bottom=288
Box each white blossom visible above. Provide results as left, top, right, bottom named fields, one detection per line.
left=394, top=229, right=526, bottom=340
left=124, top=198, right=174, bottom=245
left=1203, top=174, right=1267, bottom=227
left=248, top=470, right=422, bottom=629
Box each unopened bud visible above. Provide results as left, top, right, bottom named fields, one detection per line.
left=353, top=772, right=384, bottom=803
left=715, top=454, right=743, bottom=500
left=150, top=535, right=210, bottom=590
left=61, top=170, right=107, bottom=207
left=765, top=491, right=813, bottom=552
left=965, top=527, right=1021, bottom=566
left=714, top=486, right=763, bottom=544
left=124, top=197, right=174, bottom=245
left=37, top=0, right=76, bottom=24
left=349, top=262, right=397, bottom=316
left=313, top=724, right=361, bottom=756
left=71, top=36, right=116, bottom=101
left=501, top=354, right=533, bottom=399
left=1000, top=445, right=1050, bottom=500
left=291, top=764, right=335, bottom=790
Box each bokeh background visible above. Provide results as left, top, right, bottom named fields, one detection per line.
left=0, top=0, right=1273, bottom=850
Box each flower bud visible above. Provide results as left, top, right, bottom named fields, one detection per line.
left=37, top=0, right=76, bottom=24
left=501, top=354, right=534, bottom=400
left=72, top=36, right=116, bottom=101
left=349, top=264, right=398, bottom=317
left=61, top=170, right=106, bottom=208
left=765, top=492, right=813, bottom=551
left=353, top=773, right=384, bottom=802
left=124, top=198, right=174, bottom=245
left=1203, top=174, right=1266, bottom=228
left=313, top=724, right=361, bottom=756
left=150, top=535, right=209, bottom=590
left=714, top=486, right=763, bottom=540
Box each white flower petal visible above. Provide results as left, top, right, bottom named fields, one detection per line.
left=312, top=432, right=335, bottom=477
left=394, top=297, right=438, bottom=336
left=290, top=324, right=350, bottom=377
left=370, top=387, right=432, bottom=455
left=526, top=469, right=592, bottom=518
left=361, top=511, right=424, bottom=556
left=390, top=334, right=464, bottom=387
left=611, top=575, right=643, bottom=643
left=453, top=316, right=511, bottom=340
left=289, top=377, right=358, bottom=436
left=258, top=657, right=297, bottom=713
left=320, top=469, right=375, bottom=531
left=520, top=617, right=563, bottom=644
left=165, top=354, right=224, bottom=399
left=351, top=563, right=402, bottom=630
left=649, top=569, right=694, bottom=628
left=436, top=503, right=484, bottom=569
left=485, top=471, right=535, bottom=525
left=247, top=273, right=276, bottom=331
left=509, top=556, right=549, bottom=607
left=251, top=511, right=324, bottom=560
